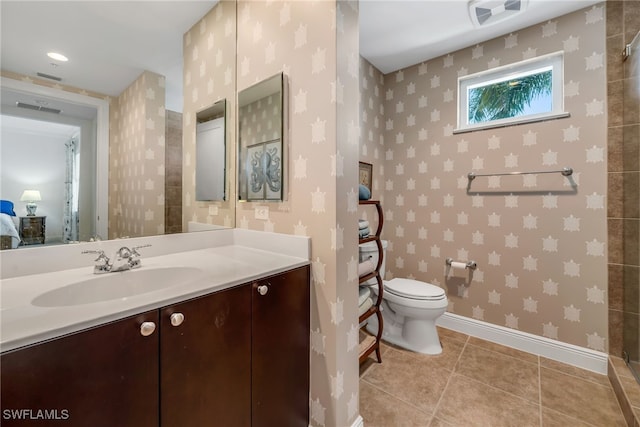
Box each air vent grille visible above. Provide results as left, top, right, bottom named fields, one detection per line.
left=469, top=0, right=527, bottom=27
left=16, top=102, right=62, bottom=114
left=36, top=72, right=62, bottom=82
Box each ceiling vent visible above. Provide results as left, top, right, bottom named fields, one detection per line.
left=469, top=0, right=528, bottom=27
left=36, top=72, right=62, bottom=82
left=16, top=102, right=62, bottom=114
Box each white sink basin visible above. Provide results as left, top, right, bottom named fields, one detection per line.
left=31, top=267, right=204, bottom=307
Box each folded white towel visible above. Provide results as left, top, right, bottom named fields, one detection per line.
left=358, top=286, right=371, bottom=306
left=358, top=220, right=369, bottom=230
left=358, top=298, right=373, bottom=317
left=358, top=258, right=375, bottom=277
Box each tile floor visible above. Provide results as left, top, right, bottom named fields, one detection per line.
left=609, top=356, right=640, bottom=426
left=359, top=327, right=627, bottom=426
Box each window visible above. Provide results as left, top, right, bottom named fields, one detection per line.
left=455, top=51, right=567, bottom=133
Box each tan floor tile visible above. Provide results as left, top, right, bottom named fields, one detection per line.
left=429, top=417, right=456, bottom=427
left=456, top=343, right=539, bottom=403
left=434, top=374, right=540, bottom=427
left=466, top=336, right=538, bottom=363
left=610, top=356, right=636, bottom=379
left=436, top=326, right=469, bottom=344
left=621, top=374, right=640, bottom=407
left=364, top=348, right=452, bottom=414
left=541, top=407, right=598, bottom=427
left=540, top=357, right=611, bottom=387
left=540, top=367, right=626, bottom=426
left=385, top=333, right=466, bottom=372
left=360, top=380, right=431, bottom=427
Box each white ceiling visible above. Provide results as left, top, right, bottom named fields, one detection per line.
left=360, top=0, right=602, bottom=74
left=1, top=1, right=217, bottom=113
left=1, top=0, right=601, bottom=119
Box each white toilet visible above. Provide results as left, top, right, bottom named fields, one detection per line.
left=360, top=240, right=448, bottom=355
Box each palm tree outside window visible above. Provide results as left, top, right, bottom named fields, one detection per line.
left=455, top=51, right=568, bottom=133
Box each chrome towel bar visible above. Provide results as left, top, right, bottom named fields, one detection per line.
left=467, top=167, right=573, bottom=182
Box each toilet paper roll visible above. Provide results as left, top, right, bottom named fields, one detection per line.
left=449, top=261, right=467, bottom=270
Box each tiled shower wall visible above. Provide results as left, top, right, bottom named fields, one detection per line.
left=607, top=0, right=640, bottom=359
left=360, top=5, right=608, bottom=352
left=109, top=71, right=166, bottom=238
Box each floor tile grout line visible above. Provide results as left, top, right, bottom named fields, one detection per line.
left=360, top=377, right=435, bottom=419
left=429, top=335, right=470, bottom=425
left=537, top=356, right=542, bottom=427
left=464, top=340, right=540, bottom=367
left=542, top=406, right=602, bottom=427
left=453, top=368, right=542, bottom=407
left=540, top=363, right=614, bottom=388
left=540, top=364, right=619, bottom=391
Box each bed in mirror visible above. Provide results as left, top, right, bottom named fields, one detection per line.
left=0, top=0, right=236, bottom=248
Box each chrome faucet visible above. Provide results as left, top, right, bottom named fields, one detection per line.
left=82, top=244, right=151, bottom=274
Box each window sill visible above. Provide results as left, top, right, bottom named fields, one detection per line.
left=453, top=112, right=570, bottom=135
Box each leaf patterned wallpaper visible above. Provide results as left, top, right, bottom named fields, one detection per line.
left=109, top=71, right=166, bottom=239
left=233, top=1, right=360, bottom=426
left=360, top=5, right=608, bottom=352
left=183, top=0, right=237, bottom=230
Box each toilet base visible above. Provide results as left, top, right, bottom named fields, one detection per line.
left=366, top=307, right=443, bottom=355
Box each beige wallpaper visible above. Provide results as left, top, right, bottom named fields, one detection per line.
left=234, top=1, right=360, bottom=426
left=109, top=71, right=166, bottom=238
left=183, top=0, right=236, bottom=230
left=360, top=5, right=608, bottom=352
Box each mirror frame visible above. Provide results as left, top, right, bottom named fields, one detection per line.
left=237, top=72, right=287, bottom=202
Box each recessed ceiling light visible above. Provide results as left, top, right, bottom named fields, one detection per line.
left=47, top=52, right=68, bottom=62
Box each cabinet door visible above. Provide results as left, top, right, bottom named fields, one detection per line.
left=160, top=284, right=251, bottom=427
left=0, top=311, right=159, bottom=427
left=252, top=266, right=310, bottom=427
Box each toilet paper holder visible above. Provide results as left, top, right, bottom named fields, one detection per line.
left=446, top=258, right=477, bottom=271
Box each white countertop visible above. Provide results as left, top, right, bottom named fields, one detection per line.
left=1, top=230, right=310, bottom=353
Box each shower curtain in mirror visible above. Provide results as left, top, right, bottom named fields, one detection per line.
left=63, top=138, right=79, bottom=242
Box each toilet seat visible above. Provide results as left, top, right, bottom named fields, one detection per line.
left=384, top=278, right=446, bottom=301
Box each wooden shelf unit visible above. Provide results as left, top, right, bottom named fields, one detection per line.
left=358, top=200, right=384, bottom=364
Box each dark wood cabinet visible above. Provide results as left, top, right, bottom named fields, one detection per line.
left=251, top=267, right=310, bottom=427
left=0, top=265, right=310, bottom=427
left=19, top=216, right=45, bottom=245
left=160, top=284, right=251, bottom=427
left=1, top=310, right=159, bottom=427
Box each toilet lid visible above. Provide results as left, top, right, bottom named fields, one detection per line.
left=384, top=278, right=446, bottom=300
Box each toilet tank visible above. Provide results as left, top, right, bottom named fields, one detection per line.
left=359, top=240, right=388, bottom=286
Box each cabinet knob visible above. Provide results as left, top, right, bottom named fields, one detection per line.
left=140, top=321, right=156, bottom=336
left=170, top=312, right=185, bottom=327
left=257, top=284, right=269, bottom=296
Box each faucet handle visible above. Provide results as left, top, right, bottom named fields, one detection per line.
left=131, top=244, right=151, bottom=256
left=115, top=246, right=133, bottom=259
left=82, top=249, right=109, bottom=262
left=82, top=249, right=111, bottom=273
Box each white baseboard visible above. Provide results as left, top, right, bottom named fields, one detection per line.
left=437, top=312, right=608, bottom=375
left=350, top=415, right=364, bottom=427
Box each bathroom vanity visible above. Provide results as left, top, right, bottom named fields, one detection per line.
left=0, top=230, right=311, bottom=427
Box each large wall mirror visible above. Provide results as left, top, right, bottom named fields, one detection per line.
left=0, top=0, right=236, bottom=248
left=238, top=72, right=287, bottom=202
left=195, top=100, right=227, bottom=202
